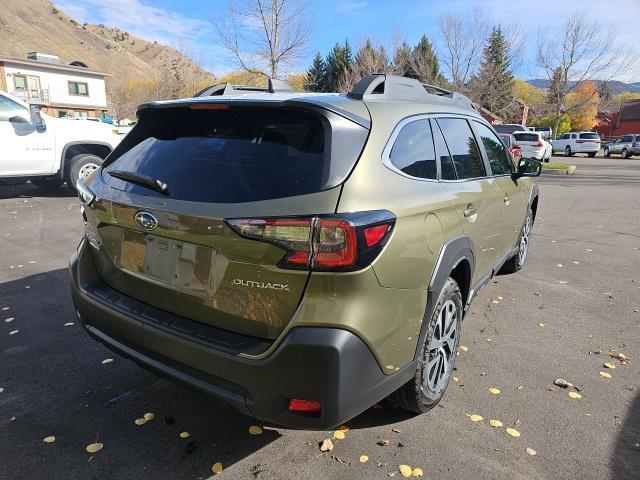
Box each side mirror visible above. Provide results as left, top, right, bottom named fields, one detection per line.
left=29, top=104, right=46, bottom=132
left=513, top=158, right=542, bottom=179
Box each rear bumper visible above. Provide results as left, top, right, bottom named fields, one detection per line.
left=69, top=241, right=414, bottom=429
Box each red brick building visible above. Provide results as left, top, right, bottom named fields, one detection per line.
left=595, top=100, right=640, bottom=137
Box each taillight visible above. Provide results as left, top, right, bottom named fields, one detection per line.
left=226, top=211, right=395, bottom=271
left=535, top=138, right=544, bottom=146
left=288, top=399, right=321, bottom=414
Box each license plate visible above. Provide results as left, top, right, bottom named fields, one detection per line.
left=119, top=230, right=213, bottom=291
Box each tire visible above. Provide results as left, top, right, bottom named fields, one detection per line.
left=500, top=208, right=533, bottom=274
left=390, top=277, right=463, bottom=413
left=65, top=154, right=102, bottom=191
left=588, top=152, right=596, bottom=158
left=604, top=147, right=610, bottom=157
left=30, top=177, right=65, bottom=189
left=565, top=146, right=573, bottom=157
left=621, top=148, right=629, bottom=159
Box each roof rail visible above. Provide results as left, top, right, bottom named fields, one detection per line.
left=347, top=74, right=475, bottom=110
left=194, top=78, right=294, bottom=97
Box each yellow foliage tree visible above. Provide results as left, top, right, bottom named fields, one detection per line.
left=567, top=81, right=599, bottom=131
left=513, top=79, right=545, bottom=108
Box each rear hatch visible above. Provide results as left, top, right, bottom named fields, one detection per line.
left=85, top=102, right=369, bottom=339
left=577, top=132, right=601, bottom=147
left=513, top=132, right=544, bottom=155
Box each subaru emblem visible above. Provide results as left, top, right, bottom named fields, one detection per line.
left=135, top=211, right=158, bottom=231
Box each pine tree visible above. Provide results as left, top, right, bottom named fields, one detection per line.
left=392, top=42, right=413, bottom=77
left=324, top=41, right=353, bottom=92
left=472, top=26, right=514, bottom=114
left=353, top=39, right=390, bottom=76
left=305, top=52, right=326, bottom=92
left=411, top=35, right=445, bottom=85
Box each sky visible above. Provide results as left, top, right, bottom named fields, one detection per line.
left=54, top=0, right=640, bottom=82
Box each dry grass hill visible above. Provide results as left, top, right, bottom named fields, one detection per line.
left=0, top=0, right=212, bottom=88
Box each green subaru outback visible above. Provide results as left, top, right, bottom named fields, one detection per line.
left=70, top=75, right=540, bottom=429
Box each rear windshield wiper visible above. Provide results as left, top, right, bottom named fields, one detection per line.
left=108, top=170, right=170, bottom=196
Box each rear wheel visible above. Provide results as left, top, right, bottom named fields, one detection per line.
left=65, top=154, right=102, bottom=191
left=31, top=177, right=64, bottom=189
left=390, top=277, right=462, bottom=413
left=621, top=148, right=629, bottom=159
left=565, top=146, right=573, bottom=157
left=604, top=147, right=610, bottom=157
left=501, top=209, right=533, bottom=274
left=588, top=152, right=597, bottom=158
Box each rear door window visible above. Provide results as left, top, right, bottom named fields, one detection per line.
left=104, top=106, right=367, bottom=203
left=388, top=119, right=437, bottom=179
left=436, top=118, right=486, bottom=179
left=474, top=121, right=513, bottom=175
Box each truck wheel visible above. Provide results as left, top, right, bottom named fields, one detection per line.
left=65, top=154, right=102, bottom=191
left=500, top=208, right=533, bottom=274
left=389, top=277, right=462, bottom=413
left=31, top=177, right=64, bottom=189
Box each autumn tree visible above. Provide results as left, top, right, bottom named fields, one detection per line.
left=567, top=81, right=599, bottom=131
left=214, top=0, right=312, bottom=79
left=392, top=42, right=413, bottom=77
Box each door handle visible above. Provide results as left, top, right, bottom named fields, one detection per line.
left=503, top=194, right=510, bottom=204
left=463, top=204, right=477, bottom=218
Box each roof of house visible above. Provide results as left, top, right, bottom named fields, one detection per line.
left=0, top=55, right=108, bottom=77
left=619, top=99, right=640, bottom=121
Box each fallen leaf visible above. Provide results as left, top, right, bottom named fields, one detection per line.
left=489, top=419, right=503, bottom=428
left=459, top=345, right=468, bottom=352
left=506, top=428, right=521, bottom=438
left=64, top=322, right=74, bottom=327
left=9, top=330, right=19, bottom=335
left=488, top=387, right=501, bottom=395
left=43, top=436, right=56, bottom=443
left=86, top=443, right=103, bottom=453
left=538, top=323, right=545, bottom=327
left=609, top=351, right=630, bottom=365
left=359, top=455, right=369, bottom=463
left=211, top=462, right=223, bottom=474
left=333, top=430, right=345, bottom=440
left=467, top=414, right=483, bottom=422
left=399, top=465, right=413, bottom=477
left=320, top=439, right=334, bottom=452
left=554, top=378, right=573, bottom=388
left=392, top=428, right=401, bottom=433
left=134, top=418, right=147, bottom=426
left=412, top=467, right=424, bottom=477
left=599, top=371, right=612, bottom=379
left=634, top=443, right=640, bottom=451
left=248, top=425, right=263, bottom=435
left=556, top=264, right=563, bottom=267
left=377, top=439, right=390, bottom=446
left=338, top=425, right=349, bottom=432
left=101, top=358, right=113, bottom=364
left=603, top=362, right=615, bottom=369
left=526, top=447, right=537, bottom=456
left=4, top=317, right=14, bottom=323
left=492, top=300, right=500, bottom=304
left=143, top=413, right=155, bottom=421
left=0, top=388, right=3, bottom=394
left=568, top=392, right=582, bottom=399
left=452, top=377, right=459, bottom=382
left=558, top=280, right=568, bottom=284
left=179, top=431, right=190, bottom=438
left=1, top=307, right=9, bottom=311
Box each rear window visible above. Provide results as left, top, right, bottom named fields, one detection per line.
left=513, top=133, right=540, bottom=142
left=579, top=133, right=599, bottom=139
left=104, top=106, right=367, bottom=203
left=388, top=119, right=437, bottom=179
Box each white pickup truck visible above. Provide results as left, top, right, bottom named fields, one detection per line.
left=0, top=90, right=121, bottom=191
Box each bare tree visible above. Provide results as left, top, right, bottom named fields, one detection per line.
left=437, top=9, right=489, bottom=89
left=536, top=12, right=635, bottom=137
left=340, top=38, right=392, bottom=92
left=214, top=0, right=312, bottom=79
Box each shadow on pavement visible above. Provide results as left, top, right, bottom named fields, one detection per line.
left=1, top=268, right=416, bottom=478
left=0, top=181, right=75, bottom=200
left=610, top=388, right=640, bottom=479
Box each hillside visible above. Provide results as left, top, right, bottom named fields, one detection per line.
left=0, top=0, right=212, bottom=90
left=526, top=79, right=640, bottom=94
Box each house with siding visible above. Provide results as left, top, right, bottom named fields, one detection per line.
left=595, top=100, right=640, bottom=138
left=0, top=52, right=109, bottom=119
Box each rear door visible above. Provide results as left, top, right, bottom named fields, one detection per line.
left=88, top=104, right=369, bottom=339
left=436, top=116, right=504, bottom=284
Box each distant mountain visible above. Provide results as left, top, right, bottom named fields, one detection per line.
left=526, top=79, right=640, bottom=94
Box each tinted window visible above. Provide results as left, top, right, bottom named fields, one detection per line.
left=513, top=133, right=540, bottom=143
left=105, top=107, right=366, bottom=203
left=433, top=120, right=457, bottom=180
left=389, top=119, right=436, bottom=179
left=579, top=133, right=599, bottom=139
left=562, top=134, right=570, bottom=139
left=0, top=95, right=29, bottom=122
left=571, top=134, right=577, bottom=139
left=437, top=118, right=486, bottom=179
left=474, top=122, right=513, bottom=175
left=498, top=135, right=511, bottom=147
left=621, top=135, right=633, bottom=142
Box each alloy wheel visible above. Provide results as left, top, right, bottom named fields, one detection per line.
left=518, top=215, right=532, bottom=266
left=78, top=162, right=99, bottom=181
left=423, top=299, right=459, bottom=394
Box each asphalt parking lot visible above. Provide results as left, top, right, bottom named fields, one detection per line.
left=1, top=155, right=639, bottom=480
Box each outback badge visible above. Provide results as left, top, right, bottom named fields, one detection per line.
left=135, top=211, right=158, bottom=231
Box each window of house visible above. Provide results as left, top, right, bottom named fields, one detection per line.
left=74, top=111, right=89, bottom=119
left=58, top=110, right=68, bottom=118
left=68, top=81, right=89, bottom=96
left=388, top=119, right=437, bottom=179
left=436, top=118, right=486, bottom=179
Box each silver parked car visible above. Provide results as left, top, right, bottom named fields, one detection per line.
left=604, top=134, right=640, bottom=158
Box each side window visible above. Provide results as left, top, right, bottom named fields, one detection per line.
left=388, top=119, right=437, bottom=179
left=0, top=95, right=30, bottom=123
left=436, top=118, right=486, bottom=179
left=571, top=134, right=577, bottom=139
left=433, top=120, right=457, bottom=180
left=473, top=121, right=513, bottom=175
left=562, top=133, right=570, bottom=140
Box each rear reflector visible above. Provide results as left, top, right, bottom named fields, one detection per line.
left=288, top=399, right=321, bottom=413
left=363, top=224, right=390, bottom=247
